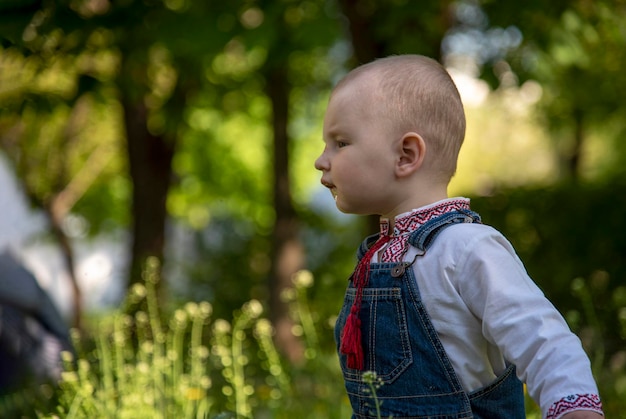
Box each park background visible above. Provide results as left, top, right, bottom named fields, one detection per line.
left=0, top=0, right=625, bottom=417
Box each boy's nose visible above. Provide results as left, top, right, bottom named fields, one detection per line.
left=314, top=149, right=329, bottom=171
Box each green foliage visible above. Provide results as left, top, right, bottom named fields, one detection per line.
left=23, top=259, right=349, bottom=419
left=45, top=258, right=214, bottom=418
left=0, top=41, right=128, bottom=233
left=361, top=371, right=384, bottom=419
left=478, top=0, right=626, bottom=179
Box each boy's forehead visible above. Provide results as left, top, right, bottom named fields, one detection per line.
left=327, top=83, right=375, bottom=119
left=331, top=75, right=380, bottom=108
left=324, top=83, right=384, bottom=137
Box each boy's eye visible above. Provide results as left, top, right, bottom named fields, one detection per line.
left=337, top=141, right=348, bottom=148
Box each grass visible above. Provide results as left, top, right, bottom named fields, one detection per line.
left=28, top=259, right=348, bottom=419
left=47, top=258, right=216, bottom=419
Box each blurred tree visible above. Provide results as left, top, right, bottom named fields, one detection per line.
left=0, top=44, right=119, bottom=328
left=475, top=0, right=626, bottom=181
left=339, top=0, right=455, bottom=63
left=0, top=0, right=232, bottom=296
left=262, top=5, right=308, bottom=363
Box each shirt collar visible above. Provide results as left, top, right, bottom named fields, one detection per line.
left=380, top=197, right=471, bottom=237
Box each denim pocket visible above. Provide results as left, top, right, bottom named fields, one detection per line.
left=336, top=286, right=413, bottom=384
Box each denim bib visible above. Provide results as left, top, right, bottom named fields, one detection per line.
left=334, top=210, right=526, bottom=419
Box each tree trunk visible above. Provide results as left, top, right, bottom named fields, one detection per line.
left=119, top=52, right=175, bottom=293
left=568, top=108, right=584, bottom=182
left=121, top=99, right=174, bottom=290
left=45, top=204, right=82, bottom=329
left=266, top=61, right=306, bottom=365
left=337, top=0, right=386, bottom=66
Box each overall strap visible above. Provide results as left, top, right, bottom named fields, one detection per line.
left=407, top=209, right=481, bottom=252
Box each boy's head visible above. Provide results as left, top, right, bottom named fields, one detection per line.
left=335, top=55, right=466, bottom=180
left=315, top=54, right=466, bottom=218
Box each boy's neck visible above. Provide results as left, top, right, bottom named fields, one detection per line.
left=381, top=184, right=449, bottom=222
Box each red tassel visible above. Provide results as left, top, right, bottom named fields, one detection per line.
left=340, top=306, right=364, bottom=369
left=340, top=235, right=391, bottom=371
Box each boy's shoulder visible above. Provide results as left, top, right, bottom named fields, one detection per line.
left=431, top=221, right=514, bottom=254
left=423, top=221, right=525, bottom=277
left=440, top=220, right=501, bottom=238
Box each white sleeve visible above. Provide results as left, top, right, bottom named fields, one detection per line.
left=454, top=229, right=600, bottom=417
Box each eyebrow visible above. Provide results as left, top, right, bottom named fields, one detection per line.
left=323, top=127, right=346, bottom=144
left=324, top=118, right=347, bottom=135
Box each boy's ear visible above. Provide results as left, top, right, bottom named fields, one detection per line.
left=395, top=132, right=426, bottom=177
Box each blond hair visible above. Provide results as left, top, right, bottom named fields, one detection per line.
left=334, top=55, right=466, bottom=182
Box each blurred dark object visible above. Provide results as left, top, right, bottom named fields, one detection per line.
left=0, top=250, right=73, bottom=395
left=0, top=0, right=42, bottom=47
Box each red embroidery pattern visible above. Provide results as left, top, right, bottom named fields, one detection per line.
left=546, top=394, right=603, bottom=419
left=379, top=198, right=470, bottom=262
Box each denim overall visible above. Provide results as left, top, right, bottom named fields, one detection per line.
left=335, top=210, right=526, bottom=419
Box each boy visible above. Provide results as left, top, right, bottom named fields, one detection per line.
left=314, top=55, right=603, bottom=419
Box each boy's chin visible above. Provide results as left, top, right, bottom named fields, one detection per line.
left=334, top=201, right=352, bottom=214
left=335, top=202, right=366, bottom=216
left=335, top=203, right=348, bottom=213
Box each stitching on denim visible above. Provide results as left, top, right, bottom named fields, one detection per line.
left=364, top=286, right=412, bottom=383
left=402, top=267, right=466, bottom=392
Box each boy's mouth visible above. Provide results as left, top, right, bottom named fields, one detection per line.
left=321, top=179, right=338, bottom=201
